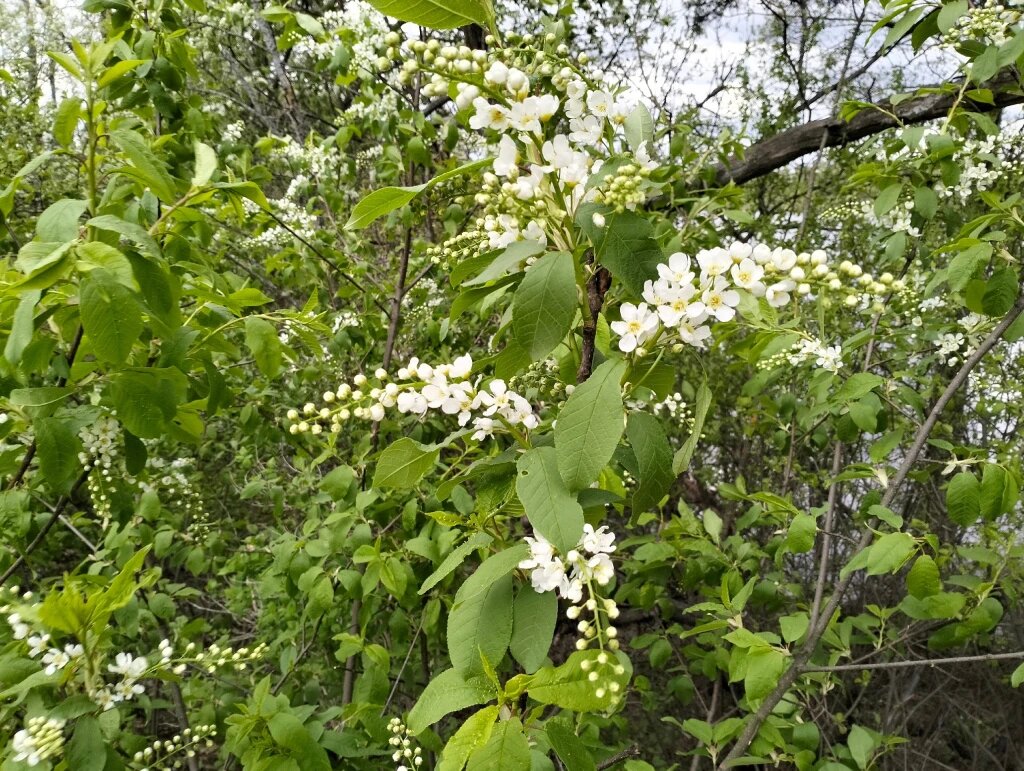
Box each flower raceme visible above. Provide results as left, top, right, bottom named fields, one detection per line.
left=519, top=525, right=622, bottom=652
left=611, top=241, right=906, bottom=364
left=286, top=354, right=539, bottom=442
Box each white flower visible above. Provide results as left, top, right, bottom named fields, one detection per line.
left=730, top=258, right=766, bottom=293
left=12, top=729, right=42, bottom=766
left=586, top=90, right=614, bottom=118
left=469, top=98, right=509, bottom=132
left=508, top=100, right=542, bottom=134
left=586, top=553, right=615, bottom=585
left=560, top=576, right=584, bottom=603
left=493, top=135, right=519, bottom=177
left=581, top=524, right=616, bottom=554
left=396, top=390, right=428, bottom=416
left=8, top=612, right=29, bottom=640
left=771, top=248, right=798, bottom=272
left=701, top=277, right=741, bottom=322
left=656, top=284, right=705, bottom=327
left=569, top=115, right=602, bottom=145
left=765, top=279, right=796, bottom=308
left=27, top=634, right=50, bottom=658
left=42, top=647, right=73, bottom=676
left=471, top=416, right=496, bottom=442
left=109, top=652, right=148, bottom=680
left=611, top=303, right=659, bottom=353
left=484, top=60, right=509, bottom=85
left=93, top=688, right=117, bottom=711
left=696, top=248, right=732, bottom=277
left=657, top=252, right=696, bottom=285
left=528, top=94, right=560, bottom=122
left=678, top=319, right=712, bottom=348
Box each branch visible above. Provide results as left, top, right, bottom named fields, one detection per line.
left=711, top=68, right=1024, bottom=188
left=597, top=746, right=641, bottom=769
left=805, top=650, right=1024, bottom=672
left=719, top=291, right=1024, bottom=767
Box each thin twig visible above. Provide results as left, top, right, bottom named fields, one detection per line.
left=805, top=650, right=1024, bottom=672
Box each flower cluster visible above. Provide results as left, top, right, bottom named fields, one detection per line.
left=387, top=717, right=423, bottom=769
left=142, top=458, right=211, bottom=541
left=131, top=724, right=217, bottom=770
left=758, top=336, right=844, bottom=374
left=611, top=241, right=914, bottom=354
left=79, top=414, right=126, bottom=524
left=942, top=0, right=1022, bottom=47
left=286, top=354, right=540, bottom=443
left=519, top=525, right=621, bottom=651
left=11, top=716, right=65, bottom=767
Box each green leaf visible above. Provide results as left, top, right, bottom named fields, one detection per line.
left=546, top=720, right=596, bottom=771
left=980, top=463, right=1016, bottom=519
left=80, top=269, right=143, bottom=365
left=366, top=0, right=491, bottom=29
left=4, top=289, right=41, bottom=365
left=463, top=240, right=545, bottom=286
left=673, top=380, right=712, bottom=474
left=108, top=368, right=187, bottom=439
left=374, top=437, right=441, bottom=489
left=437, top=706, right=499, bottom=771
left=938, top=0, right=968, bottom=32
left=982, top=267, right=1017, bottom=316
left=848, top=725, right=876, bottom=770
left=53, top=98, right=81, bottom=148
left=420, top=533, right=494, bottom=595
left=467, top=718, right=531, bottom=771
left=110, top=128, right=177, bottom=203
left=511, top=251, right=577, bottom=361
left=946, top=470, right=981, bottom=525
left=624, top=104, right=654, bottom=152
left=447, top=546, right=527, bottom=676
left=66, top=716, right=105, bottom=771
left=626, top=411, right=673, bottom=521
left=555, top=359, right=626, bottom=491
left=87, top=215, right=161, bottom=259
left=346, top=158, right=490, bottom=229
left=744, top=648, right=787, bottom=701
left=913, top=186, right=938, bottom=219
left=907, top=555, right=941, bottom=598
left=873, top=183, right=902, bottom=217
left=35, top=418, right=80, bottom=494
left=520, top=650, right=632, bottom=712
left=97, top=59, right=146, bottom=87
left=779, top=613, right=809, bottom=644
left=509, top=585, right=556, bottom=673
left=75, top=242, right=136, bottom=287
left=516, top=446, right=584, bottom=553
left=1011, top=662, right=1024, bottom=687
left=36, top=198, right=88, bottom=242
left=865, top=532, right=915, bottom=576
left=834, top=372, right=884, bottom=403
left=408, top=668, right=496, bottom=734
left=786, top=513, right=816, bottom=553
left=576, top=205, right=663, bottom=295
left=244, top=317, right=283, bottom=378
left=192, top=141, right=217, bottom=187
left=267, top=712, right=331, bottom=771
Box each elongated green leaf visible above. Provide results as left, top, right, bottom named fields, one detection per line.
left=110, top=128, right=177, bottom=202
left=521, top=650, right=632, bottom=712
left=365, top=0, right=491, bottom=30
left=36, top=198, right=87, bottom=242
left=408, top=668, right=496, bottom=734
left=546, top=720, right=596, bottom=771
left=437, top=706, right=499, bottom=771
left=66, top=716, right=105, bottom=771
left=447, top=545, right=527, bottom=676
left=511, top=251, right=577, bottom=361
left=346, top=158, right=490, bottom=229
left=87, top=215, right=161, bottom=259
left=4, top=289, right=41, bottom=365
left=980, top=463, right=1017, bottom=519
left=467, top=718, right=531, bottom=771
left=420, top=533, right=494, bottom=594
left=53, top=98, right=81, bottom=148
left=108, top=368, right=187, bottom=439
left=626, top=411, right=673, bottom=520
left=866, top=531, right=915, bottom=576
left=907, top=555, right=941, bottom=598
left=192, top=141, right=217, bottom=187
left=555, top=359, right=626, bottom=491
left=946, top=471, right=981, bottom=525
left=509, top=585, right=556, bottom=674
left=374, top=437, right=441, bottom=489
left=673, top=380, right=712, bottom=474
left=80, top=269, right=143, bottom=365
left=516, top=446, right=584, bottom=553
left=244, top=317, right=283, bottom=378
left=35, top=417, right=80, bottom=494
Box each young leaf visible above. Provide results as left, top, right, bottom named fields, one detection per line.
left=436, top=706, right=499, bottom=771
left=467, top=718, right=531, bottom=771
left=946, top=470, right=981, bottom=525
left=365, top=0, right=492, bottom=30
left=576, top=204, right=662, bottom=295
left=555, top=358, right=626, bottom=491
left=673, top=379, right=712, bottom=474
left=865, top=532, right=916, bottom=575
left=907, top=555, right=941, bottom=598
left=419, top=533, right=494, bottom=595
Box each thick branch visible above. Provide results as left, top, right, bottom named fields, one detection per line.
left=713, top=69, right=1024, bottom=187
